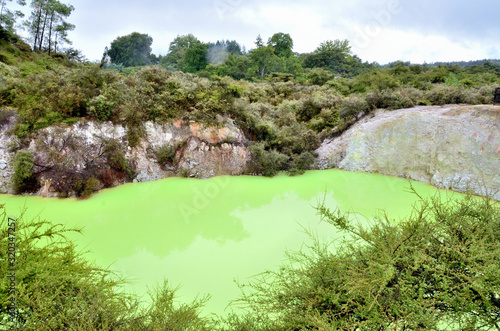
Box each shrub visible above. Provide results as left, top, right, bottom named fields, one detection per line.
left=288, top=151, right=316, bottom=175
left=103, top=139, right=129, bottom=172
left=11, top=150, right=38, bottom=194
left=156, top=142, right=183, bottom=167
left=339, top=94, right=369, bottom=119
left=80, top=177, right=102, bottom=198
left=87, top=94, right=114, bottom=122
left=235, top=191, right=500, bottom=329
left=0, top=206, right=212, bottom=330
left=366, top=89, right=415, bottom=110
left=248, top=142, right=288, bottom=177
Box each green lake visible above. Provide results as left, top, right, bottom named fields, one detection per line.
left=0, top=169, right=456, bottom=316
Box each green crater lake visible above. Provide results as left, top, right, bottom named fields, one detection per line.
left=0, top=169, right=456, bottom=316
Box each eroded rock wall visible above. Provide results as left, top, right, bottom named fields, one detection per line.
left=316, top=105, right=500, bottom=200
left=0, top=117, right=250, bottom=196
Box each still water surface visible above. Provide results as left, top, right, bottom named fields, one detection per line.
left=1, top=169, right=454, bottom=315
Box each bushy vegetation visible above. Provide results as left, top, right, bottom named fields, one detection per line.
left=11, top=150, right=38, bottom=194
left=232, top=191, right=500, bottom=330
left=0, top=206, right=212, bottom=330
left=1, top=191, right=498, bottom=329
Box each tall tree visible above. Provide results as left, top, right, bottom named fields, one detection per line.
left=302, top=39, right=362, bottom=75
left=160, top=34, right=200, bottom=70
left=107, top=32, right=153, bottom=67
left=250, top=35, right=277, bottom=80
left=267, top=32, right=293, bottom=58
left=25, top=0, right=74, bottom=52
left=0, top=0, right=26, bottom=33
left=183, top=42, right=209, bottom=73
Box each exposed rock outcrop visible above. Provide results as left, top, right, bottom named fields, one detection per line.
left=315, top=105, right=500, bottom=200
left=0, top=117, right=250, bottom=196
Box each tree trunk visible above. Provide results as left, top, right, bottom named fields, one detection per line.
left=47, top=11, right=54, bottom=55
left=32, top=6, right=43, bottom=51
left=38, top=8, right=49, bottom=52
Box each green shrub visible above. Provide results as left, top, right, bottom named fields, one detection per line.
left=305, top=68, right=335, bottom=85
left=339, top=94, right=369, bottom=119
left=235, top=192, right=500, bottom=329
left=87, top=94, right=114, bottom=122
left=103, top=139, right=129, bottom=172
left=80, top=177, right=102, bottom=198
left=366, top=89, right=415, bottom=110
left=0, top=206, right=213, bottom=330
left=156, top=142, right=184, bottom=167
left=248, top=142, right=288, bottom=177
left=288, top=151, right=316, bottom=175
left=11, top=150, right=38, bottom=194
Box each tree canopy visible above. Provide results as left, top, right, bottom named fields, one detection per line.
left=268, top=32, right=293, bottom=58
left=0, top=0, right=26, bottom=33
left=107, top=32, right=153, bottom=67
left=24, top=0, right=74, bottom=53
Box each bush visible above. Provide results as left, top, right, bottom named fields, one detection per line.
left=235, top=191, right=500, bottom=329
left=103, top=139, right=129, bottom=173
left=156, top=142, right=184, bottom=167
left=87, top=94, right=114, bottom=122
left=0, top=206, right=213, bottom=330
left=11, top=150, right=38, bottom=194
left=366, top=89, right=415, bottom=110
left=288, top=151, right=316, bottom=175
left=80, top=177, right=102, bottom=198
left=248, top=142, right=288, bottom=177
left=339, top=94, right=369, bottom=119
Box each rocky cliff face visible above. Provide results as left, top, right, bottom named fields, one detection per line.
left=315, top=105, right=500, bottom=200
left=0, top=115, right=250, bottom=196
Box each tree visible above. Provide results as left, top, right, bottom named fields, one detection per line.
left=107, top=32, right=153, bottom=67
left=160, top=34, right=200, bottom=70
left=0, top=0, right=25, bottom=33
left=24, top=0, right=74, bottom=53
left=183, top=42, right=209, bottom=73
left=250, top=35, right=277, bottom=80
left=206, top=40, right=243, bottom=65
left=303, top=39, right=362, bottom=75
left=268, top=32, right=293, bottom=58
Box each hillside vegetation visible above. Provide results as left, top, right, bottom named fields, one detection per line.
left=1, top=28, right=500, bottom=195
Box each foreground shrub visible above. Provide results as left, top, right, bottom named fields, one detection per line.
left=0, top=206, right=213, bottom=330
left=235, top=191, right=500, bottom=329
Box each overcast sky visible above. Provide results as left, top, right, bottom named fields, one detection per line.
left=15, top=0, right=500, bottom=64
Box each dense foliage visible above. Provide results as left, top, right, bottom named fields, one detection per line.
left=232, top=191, right=500, bottom=330
left=107, top=32, right=153, bottom=67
